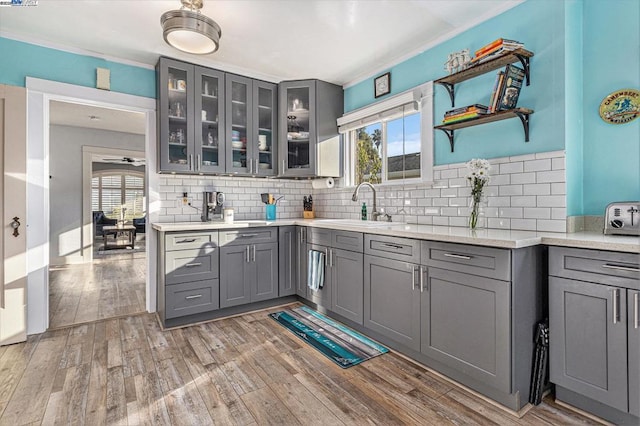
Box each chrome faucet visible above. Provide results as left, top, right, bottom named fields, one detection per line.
left=352, top=182, right=391, bottom=221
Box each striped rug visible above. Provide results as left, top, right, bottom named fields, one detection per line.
left=269, top=306, right=388, bottom=368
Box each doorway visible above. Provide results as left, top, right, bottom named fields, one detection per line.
left=47, top=101, right=148, bottom=328
left=25, top=78, right=158, bottom=335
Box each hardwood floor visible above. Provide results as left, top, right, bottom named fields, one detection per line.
left=48, top=249, right=146, bottom=329
left=0, top=304, right=602, bottom=425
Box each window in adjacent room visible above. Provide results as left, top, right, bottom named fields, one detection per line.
left=92, top=172, right=145, bottom=220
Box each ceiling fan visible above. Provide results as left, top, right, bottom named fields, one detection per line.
left=101, top=156, right=146, bottom=166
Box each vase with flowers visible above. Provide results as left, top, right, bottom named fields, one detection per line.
left=466, top=158, right=491, bottom=230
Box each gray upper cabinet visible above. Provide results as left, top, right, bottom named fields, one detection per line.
left=422, top=267, right=511, bottom=393
left=226, top=74, right=277, bottom=176
left=278, top=226, right=297, bottom=297
left=195, top=66, right=226, bottom=173
left=158, top=57, right=196, bottom=173
left=364, top=254, right=421, bottom=351
left=549, top=276, right=629, bottom=412
left=278, top=79, right=343, bottom=178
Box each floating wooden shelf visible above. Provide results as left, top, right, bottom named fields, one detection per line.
left=434, top=108, right=534, bottom=152
left=435, top=48, right=534, bottom=107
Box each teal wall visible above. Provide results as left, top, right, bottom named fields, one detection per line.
left=581, top=0, right=640, bottom=215
left=0, top=37, right=155, bottom=98
left=344, top=0, right=639, bottom=216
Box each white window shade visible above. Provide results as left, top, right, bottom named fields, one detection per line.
left=337, top=82, right=433, bottom=133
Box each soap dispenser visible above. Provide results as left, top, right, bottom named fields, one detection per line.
left=361, top=202, right=367, bottom=220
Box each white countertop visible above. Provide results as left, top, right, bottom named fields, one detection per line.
left=152, top=219, right=640, bottom=253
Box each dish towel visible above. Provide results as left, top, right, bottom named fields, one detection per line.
left=307, top=249, right=325, bottom=291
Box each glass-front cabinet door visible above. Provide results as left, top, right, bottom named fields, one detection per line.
left=195, top=67, right=225, bottom=173
left=279, top=80, right=316, bottom=177
left=158, top=58, right=195, bottom=172
left=226, top=74, right=252, bottom=175
left=254, top=81, right=277, bottom=176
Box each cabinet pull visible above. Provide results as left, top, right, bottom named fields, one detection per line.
left=188, top=154, right=193, bottom=171
left=185, top=294, right=203, bottom=300
left=196, top=154, right=201, bottom=171
left=281, top=159, right=286, bottom=174
left=185, top=262, right=202, bottom=268
left=248, top=159, right=253, bottom=174
left=239, top=233, right=258, bottom=238
left=411, top=265, right=417, bottom=290
left=613, top=289, right=620, bottom=324
left=443, top=253, right=472, bottom=260
left=382, top=243, right=404, bottom=250
left=635, top=293, right=639, bottom=329
left=252, top=245, right=256, bottom=262
left=602, top=263, right=640, bottom=273
left=255, top=159, right=259, bottom=173
left=177, top=238, right=197, bottom=244
left=245, top=246, right=250, bottom=263
left=324, top=248, right=329, bottom=267
left=420, top=266, right=425, bottom=293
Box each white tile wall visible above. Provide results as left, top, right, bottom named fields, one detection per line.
left=312, top=150, right=567, bottom=232
left=155, top=151, right=567, bottom=232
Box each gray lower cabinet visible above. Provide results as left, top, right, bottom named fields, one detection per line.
left=549, top=246, right=640, bottom=424
left=422, top=267, right=511, bottom=393
left=331, top=248, right=364, bottom=324
left=278, top=226, right=296, bottom=297
left=364, top=255, right=421, bottom=351
left=550, top=277, right=628, bottom=412
left=220, top=242, right=278, bottom=308
left=296, top=227, right=308, bottom=299
left=158, top=231, right=220, bottom=324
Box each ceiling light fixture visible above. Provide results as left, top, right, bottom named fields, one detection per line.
left=161, top=0, right=222, bottom=55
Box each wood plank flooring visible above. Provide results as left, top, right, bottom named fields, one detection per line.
left=0, top=305, right=602, bottom=425
left=48, top=251, right=146, bottom=329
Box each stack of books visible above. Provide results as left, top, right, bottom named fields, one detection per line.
left=471, top=38, right=524, bottom=65
left=488, top=64, right=526, bottom=112
left=442, top=104, right=489, bottom=124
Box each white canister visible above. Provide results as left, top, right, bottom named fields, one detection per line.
left=223, top=208, right=234, bottom=224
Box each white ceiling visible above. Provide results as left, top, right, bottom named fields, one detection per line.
left=50, top=100, right=146, bottom=135
left=1, top=0, right=521, bottom=86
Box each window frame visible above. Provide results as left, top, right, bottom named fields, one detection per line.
left=92, top=170, right=145, bottom=218
left=339, top=81, right=433, bottom=188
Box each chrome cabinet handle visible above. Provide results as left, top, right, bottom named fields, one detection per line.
left=443, top=253, right=472, bottom=260
left=411, top=265, right=417, bottom=290
left=239, top=233, right=258, bottom=238
left=420, top=266, right=425, bottom=293
left=185, top=294, right=203, bottom=300
left=189, top=154, right=193, bottom=170
left=252, top=245, right=256, bottom=262
left=635, top=293, right=639, bottom=329
left=382, top=243, right=404, bottom=250
left=185, top=262, right=202, bottom=268
left=177, top=238, right=197, bottom=244
left=196, top=154, right=201, bottom=171
left=281, top=159, right=286, bottom=174
left=602, top=263, right=640, bottom=272
left=613, top=288, right=620, bottom=324
left=245, top=246, right=250, bottom=263
left=248, top=159, right=253, bottom=174
left=255, top=159, right=259, bottom=173
left=324, top=248, right=329, bottom=267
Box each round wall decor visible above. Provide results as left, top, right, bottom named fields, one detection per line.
left=599, top=88, right=640, bottom=124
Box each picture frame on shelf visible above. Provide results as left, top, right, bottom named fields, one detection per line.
left=374, top=72, right=391, bottom=98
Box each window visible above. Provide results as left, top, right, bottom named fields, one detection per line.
left=340, top=82, right=433, bottom=187
left=92, top=172, right=145, bottom=220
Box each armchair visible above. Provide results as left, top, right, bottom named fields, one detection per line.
left=93, top=211, right=118, bottom=238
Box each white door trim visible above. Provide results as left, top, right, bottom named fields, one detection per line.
left=26, top=77, right=158, bottom=334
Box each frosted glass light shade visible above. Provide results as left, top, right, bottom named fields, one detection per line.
left=161, top=9, right=221, bottom=55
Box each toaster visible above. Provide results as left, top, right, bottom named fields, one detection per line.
left=604, top=201, right=640, bottom=236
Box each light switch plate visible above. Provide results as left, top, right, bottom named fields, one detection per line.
left=96, top=68, right=110, bottom=90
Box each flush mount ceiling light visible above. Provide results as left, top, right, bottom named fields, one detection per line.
left=161, top=0, right=222, bottom=55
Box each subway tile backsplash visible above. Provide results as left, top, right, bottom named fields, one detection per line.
left=156, top=150, right=567, bottom=232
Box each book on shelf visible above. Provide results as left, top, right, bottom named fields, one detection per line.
left=488, top=71, right=505, bottom=113
left=471, top=43, right=524, bottom=65
left=474, top=38, right=523, bottom=57
left=444, top=104, right=489, bottom=117
left=494, top=64, right=525, bottom=111
left=442, top=111, right=483, bottom=124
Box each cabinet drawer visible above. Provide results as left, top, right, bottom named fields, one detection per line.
left=219, top=227, right=277, bottom=246
left=165, top=279, right=219, bottom=319
left=365, top=234, right=420, bottom=264
left=422, top=241, right=511, bottom=281
left=332, top=230, right=363, bottom=253
left=165, top=231, right=218, bottom=251
left=165, top=247, right=218, bottom=285
left=307, top=227, right=332, bottom=246
left=549, top=247, right=640, bottom=290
